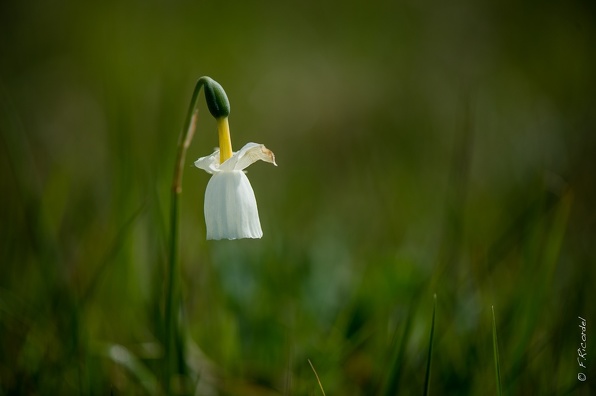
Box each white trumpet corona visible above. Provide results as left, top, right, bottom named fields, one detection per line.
left=195, top=142, right=276, bottom=240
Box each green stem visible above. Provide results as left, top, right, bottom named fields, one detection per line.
left=164, top=77, right=207, bottom=394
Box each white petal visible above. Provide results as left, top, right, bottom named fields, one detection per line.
left=194, top=149, right=220, bottom=174
left=219, top=142, right=277, bottom=172
left=204, top=171, right=263, bottom=240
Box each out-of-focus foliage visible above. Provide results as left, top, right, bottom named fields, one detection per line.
left=1, top=0, right=595, bottom=394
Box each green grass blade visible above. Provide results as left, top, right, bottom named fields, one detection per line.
left=492, top=306, right=502, bottom=396
left=423, top=294, right=437, bottom=396
left=308, top=359, right=327, bottom=396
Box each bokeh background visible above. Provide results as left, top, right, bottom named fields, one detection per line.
left=1, top=0, right=595, bottom=394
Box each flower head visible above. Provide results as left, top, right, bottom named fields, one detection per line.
left=195, top=142, right=276, bottom=240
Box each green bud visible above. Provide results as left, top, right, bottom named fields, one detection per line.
left=199, top=76, right=230, bottom=118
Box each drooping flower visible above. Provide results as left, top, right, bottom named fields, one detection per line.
left=195, top=142, right=276, bottom=240
left=187, top=77, right=276, bottom=240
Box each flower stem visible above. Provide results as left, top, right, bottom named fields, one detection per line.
left=217, top=117, right=233, bottom=163
left=165, top=76, right=231, bottom=393
left=165, top=78, right=205, bottom=394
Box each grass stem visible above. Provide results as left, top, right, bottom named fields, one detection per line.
left=308, top=359, right=327, bottom=396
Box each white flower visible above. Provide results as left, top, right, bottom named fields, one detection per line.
left=194, top=142, right=276, bottom=240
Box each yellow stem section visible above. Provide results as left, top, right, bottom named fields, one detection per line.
left=217, top=117, right=233, bottom=163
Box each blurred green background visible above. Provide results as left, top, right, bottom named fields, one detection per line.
left=1, top=0, right=595, bottom=394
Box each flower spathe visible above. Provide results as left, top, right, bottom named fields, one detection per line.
left=195, top=142, right=276, bottom=240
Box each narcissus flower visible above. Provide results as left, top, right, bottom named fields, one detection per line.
left=183, top=77, right=276, bottom=240
left=195, top=142, right=276, bottom=240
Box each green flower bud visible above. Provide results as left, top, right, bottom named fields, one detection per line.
left=199, top=76, right=230, bottom=118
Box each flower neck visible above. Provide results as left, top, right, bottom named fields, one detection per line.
left=217, top=117, right=233, bottom=164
